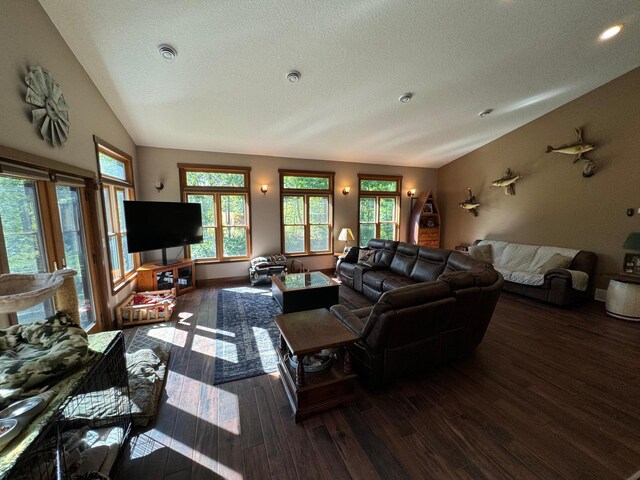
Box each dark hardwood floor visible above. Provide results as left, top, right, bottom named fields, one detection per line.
left=113, top=283, right=640, bottom=480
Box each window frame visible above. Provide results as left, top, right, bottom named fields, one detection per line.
left=357, top=174, right=402, bottom=247
left=178, top=163, right=252, bottom=263
left=279, top=169, right=334, bottom=256
left=94, top=136, right=139, bottom=294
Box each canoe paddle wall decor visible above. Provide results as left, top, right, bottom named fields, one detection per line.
left=24, top=66, right=70, bottom=147
left=546, top=127, right=596, bottom=178
left=459, top=187, right=480, bottom=217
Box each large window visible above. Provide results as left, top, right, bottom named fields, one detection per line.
left=280, top=170, right=334, bottom=255
left=95, top=137, right=137, bottom=292
left=358, top=174, right=401, bottom=247
left=179, top=164, right=251, bottom=262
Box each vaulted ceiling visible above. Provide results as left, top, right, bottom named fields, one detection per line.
left=40, top=0, right=640, bottom=168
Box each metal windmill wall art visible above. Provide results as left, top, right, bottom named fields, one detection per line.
left=24, top=66, right=70, bottom=146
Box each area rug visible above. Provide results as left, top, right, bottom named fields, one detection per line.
left=214, top=286, right=281, bottom=385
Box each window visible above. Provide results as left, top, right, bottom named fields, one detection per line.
left=280, top=170, right=334, bottom=255
left=179, top=164, right=251, bottom=262
left=95, top=136, right=137, bottom=291
left=358, top=174, right=402, bottom=247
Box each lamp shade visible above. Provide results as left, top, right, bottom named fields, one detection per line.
left=623, top=233, right=640, bottom=251
left=338, top=228, right=355, bottom=242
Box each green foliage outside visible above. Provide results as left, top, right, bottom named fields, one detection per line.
left=359, top=196, right=397, bottom=246
left=186, top=171, right=245, bottom=188
left=283, top=195, right=329, bottom=253
left=360, top=179, right=398, bottom=192
left=283, top=176, right=329, bottom=190
left=99, top=152, right=126, bottom=180
left=187, top=194, right=247, bottom=258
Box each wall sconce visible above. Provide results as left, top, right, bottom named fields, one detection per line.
left=155, top=179, right=164, bottom=192
left=342, top=187, right=350, bottom=196
left=407, top=189, right=416, bottom=198
left=260, top=184, right=268, bottom=195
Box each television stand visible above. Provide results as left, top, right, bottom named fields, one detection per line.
left=137, top=258, right=196, bottom=297
left=156, top=248, right=181, bottom=266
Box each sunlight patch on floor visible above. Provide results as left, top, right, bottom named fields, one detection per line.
left=196, top=324, right=235, bottom=337
left=146, top=325, right=187, bottom=347
left=252, top=326, right=276, bottom=372
left=223, top=286, right=272, bottom=296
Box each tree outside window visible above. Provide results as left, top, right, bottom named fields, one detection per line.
left=280, top=170, right=334, bottom=255
left=358, top=175, right=401, bottom=247
left=180, top=165, right=251, bottom=262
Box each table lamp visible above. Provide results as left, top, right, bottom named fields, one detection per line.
left=338, top=228, right=355, bottom=252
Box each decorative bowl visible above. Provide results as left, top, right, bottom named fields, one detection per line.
left=0, top=418, right=19, bottom=451
left=0, top=397, right=46, bottom=421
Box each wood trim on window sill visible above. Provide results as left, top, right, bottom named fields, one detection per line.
left=111, top=271, right=137, bottom=296
left=282, top=252, right=334, bottom=258
left=193, top=257, right=251, bottom=265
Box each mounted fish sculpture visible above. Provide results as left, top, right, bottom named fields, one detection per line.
left=491, top=168, right=521, bottom=195
left=546, top=127, right=597, bottom=177
left=459, top=187, right=480, bottom=217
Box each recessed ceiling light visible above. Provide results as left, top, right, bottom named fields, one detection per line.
left=399, top=93, right=413, bottom=103
left=158, top=44, right=177, bottom=61
left=599, top=24, right=623, bottom=41
left=287, top=71, right=301, bottom=82
left=478, top=108, right=493, bottom=118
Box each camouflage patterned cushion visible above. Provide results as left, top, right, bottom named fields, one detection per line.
left=0, top=313, right=93, bottom=407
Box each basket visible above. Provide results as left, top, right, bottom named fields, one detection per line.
left=115, top=289, right=176, bottom=328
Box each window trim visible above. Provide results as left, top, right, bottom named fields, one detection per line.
left=357, top=174, right=402, bottom=247
left=94, top=136, right=138, bottom=294
left=179, top=164, right=252, bottom=263
left=279, top=169, right=334, bottom=256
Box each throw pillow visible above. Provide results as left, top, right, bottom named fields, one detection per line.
left=343, top=246, right=359, bottom=263
left=538, top=253, right=572, bottom=274
left=468, top=244, right=493, bottom=263
left=358, top=249, right=376, bottom=264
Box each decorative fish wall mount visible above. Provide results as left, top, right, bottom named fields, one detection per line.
left=491, top=168, right=520, bottom=195
left=459, top=187, right=480, bottom=217
left=546, top=127, right=597, bottom=178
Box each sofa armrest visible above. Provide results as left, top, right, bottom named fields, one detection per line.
left=544, top=268, right=573, bottom=289
left=330, top=305, right=366, bottom=337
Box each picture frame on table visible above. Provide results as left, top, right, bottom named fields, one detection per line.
left=623, top=253, right=640, bottom=274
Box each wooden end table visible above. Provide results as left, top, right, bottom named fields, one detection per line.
left=271, top=271, right=339, bottom=313
left=275, top=308, right=359, bottom=422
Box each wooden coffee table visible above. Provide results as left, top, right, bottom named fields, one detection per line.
left=275, top=308, right=359, bottom=422
left=271, top=271, right=339, bottom=313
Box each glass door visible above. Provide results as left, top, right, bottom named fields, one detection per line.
left=0, top=174, right=99, bottom=330
left=0, top=176, right=54, bottom=323
left=55, top=185, right=96, bottom=330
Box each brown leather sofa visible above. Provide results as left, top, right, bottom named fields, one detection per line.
left=333, top=239, right=504, bottom=386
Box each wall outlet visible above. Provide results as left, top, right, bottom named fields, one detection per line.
left=594, top=288, right=607, bottom=302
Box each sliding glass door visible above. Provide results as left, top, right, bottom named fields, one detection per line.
left=0, top=176, right=97, bottom=329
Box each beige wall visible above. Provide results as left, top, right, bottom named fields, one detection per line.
left=136, top=147, right=437, bottom=279
left=0, top=0, right=137, bottom=313
left=438, top=67, right=640, bottom=290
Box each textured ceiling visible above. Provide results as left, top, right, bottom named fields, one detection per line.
left=40, top=0, right=640, bottom=168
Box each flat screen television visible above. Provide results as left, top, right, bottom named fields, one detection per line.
left=123, top=200, right=203, bottom=265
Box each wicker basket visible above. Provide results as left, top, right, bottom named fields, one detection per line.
left=115, top=289, right=176, bottom=328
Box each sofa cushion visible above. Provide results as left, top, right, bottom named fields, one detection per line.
left=410, top=247, right=451, bottom=282
left=378, top=281, right=451, bottom=310
left=498, top=243, right=539, bottom=271
left=368, top=239, right=398, bottom=266
left=477, top=240, right=510, bottom=265
left=531, top=246, right=578, bottom=272
left=468, top=244, right=493, bottom=263
left=389, top=244, right=419, bottom=277
left=362, top=270, right=391, bottom=291
left=538, top=253, right=572, bottom=273
left=382, top=276, right=417, bottom=292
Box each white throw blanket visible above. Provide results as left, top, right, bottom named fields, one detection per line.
left=478, top=240, right=589, bottom=291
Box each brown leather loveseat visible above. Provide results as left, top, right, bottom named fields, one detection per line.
left=332, top=239, right=504, bottom=386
